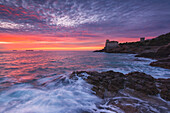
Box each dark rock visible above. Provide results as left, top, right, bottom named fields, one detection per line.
left=88, top=71, right=125, bottom=98
left=156, top=78, right=170, bottom=84
left=70, top=71, right=170, bottom=101
left=155, top=44, right=170, bottom=58
left=156, top=78, right=170, bottom=101
left=69, top=71, right=87, bottom=80
left=107, top=96, right=169, bottom=113
left=147, top=32, right=170, bottom=46
left=150, top=57, right=170, bottom=69
left=156, top=58, right=170, bottom=62
left=125, top=43, right=170, bottom=69
left=107, top=99, right=141, bottom=113
left=70, top=70, right=125, bottom=98
left=126, top=72, right=159, bottom=95
left=106, top=46, right=137, bottom=54
left=135, top=52, right=156, bottom=58
left=150, top=61, right=170, bottom=69
left=160, top=87, right=170, bottom=101
left=93, top=49, right=104, bottom=52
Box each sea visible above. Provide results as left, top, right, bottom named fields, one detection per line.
left=0, top=51, right=169, bottom=113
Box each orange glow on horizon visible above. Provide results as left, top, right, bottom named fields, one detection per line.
left=8, top=47, right=103, bottom=51
left=0, top=33, right=155, bottom=51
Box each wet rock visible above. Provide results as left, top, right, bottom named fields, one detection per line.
left=126, top=72, right=159, bottom=95
left=70, top=71, right=170, bottom=101
left=87, top=71, right=125, bottom=98
left=135, top=44, right=170, bottom=69
left=69, top=71, right=87, bottom=80
left=160, top=87, right=170, bottom=101
left=156, top=78, right=170, bottom=101
left=150, top=57, right=170, bottom=69
left=70, top=71, right=125, bottom=98
left=107, top=99, right=141, bottom=113
left=150, top=61, right=170, bottom=69
left=107, top=96, right=168, bottom=113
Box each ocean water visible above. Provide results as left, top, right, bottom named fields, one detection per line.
left=0, top=51, right=170, bottom=113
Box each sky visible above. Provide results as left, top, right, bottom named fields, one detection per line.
left=0, top=0, right=170, bottom=51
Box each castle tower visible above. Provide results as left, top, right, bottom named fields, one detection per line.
left=105, top=39, right=109, bottom=48
left=140, top=37, right=145, bottom=42
left=106, top=39, right=110, bottom=43
left=105, top=39, right=118, bottom=52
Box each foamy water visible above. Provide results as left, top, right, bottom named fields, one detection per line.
left=0, top=51, right=170, bottom=113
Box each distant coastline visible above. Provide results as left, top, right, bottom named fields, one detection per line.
left=26, top=50, right=34, bottom=51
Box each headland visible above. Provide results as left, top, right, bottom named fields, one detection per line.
left=94, top=32, right=170, bottom=69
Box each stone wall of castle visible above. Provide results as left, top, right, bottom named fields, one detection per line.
left=105, top=40, right=119, bottom=52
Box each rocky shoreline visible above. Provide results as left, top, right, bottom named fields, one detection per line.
left=136, top=44, right=170, bottom=69
left=70, top=70, right=170, bottom=112
left=89, top=33, right=170, bottom=112
left=94, top=32, right=170, bottom=69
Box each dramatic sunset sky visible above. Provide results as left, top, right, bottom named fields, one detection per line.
left=0, top=0, right=170, bottom=50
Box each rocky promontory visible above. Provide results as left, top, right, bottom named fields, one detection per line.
left=70, top=70, right=170, bottom=112
left=70, top=71, right=169, bottom=101
left=94, top=32, right=170, bottom=69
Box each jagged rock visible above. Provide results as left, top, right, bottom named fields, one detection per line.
left=125, top=72, right=159, bottom=95
left=70, top=71, right=170, bottom=101
left=70, top=71, right=125, bottom=98
left=69, top=71, right=87, bottom=80
left=86, top=71, right=125, bottom=98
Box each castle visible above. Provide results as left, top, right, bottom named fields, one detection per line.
left=140, top=37, right=145, bottom=42
left=104, top=39, right=119, bottom=52
left=104, top=37, right=145, bottom=52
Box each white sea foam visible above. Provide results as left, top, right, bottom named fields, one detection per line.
left=0, top=76, right=101, bottom=113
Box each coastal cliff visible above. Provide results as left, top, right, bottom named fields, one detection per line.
left=94, top=32, right=170, bottom=69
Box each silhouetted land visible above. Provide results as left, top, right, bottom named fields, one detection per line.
left=95, top=32, right=170, bottom=69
